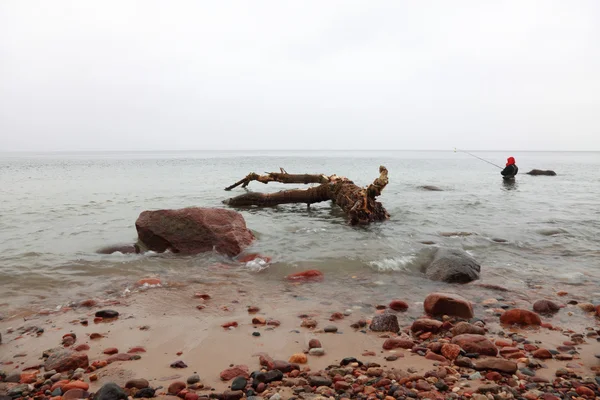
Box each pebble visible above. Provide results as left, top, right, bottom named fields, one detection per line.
left=324, top=325, right=338, bottom=333
left=469, top=372, right=482, bottom=380
left=187, top=374, right=200, bottom=384
left=231, top=376, right=247, bottom=391
left=134, top=388, right=156, bottom=398
left=171, top=360, right=188, bottom=368
left=95, top=310, right=119, bottom=319
left=309, top=348, right=325, bottom=356
left=252, top=332, right=261, bottom=337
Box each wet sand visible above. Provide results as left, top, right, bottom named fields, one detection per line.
left=2, top=276, right=600, bottom=399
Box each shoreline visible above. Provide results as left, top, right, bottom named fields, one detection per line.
left=2, top=276, right=600, bottom=399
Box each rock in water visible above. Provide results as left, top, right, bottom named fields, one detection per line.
left=532, top=300, right=560, bottom=315
left=93, top=383, right=128, bottom=400
left=419, top=185, right=443, bottom=191
left=526, top=169, right=556, bottom=176
left=499, top=309, right=542, bottom=326
left=44, top=348, right=89, bottom=373
left=425, top=248, right=481, bottom=283
left=135, top=207, right=255, bottom=256
left=424, top=292, right=474, bottom=319
left=369, top=314, right=400, bottom=333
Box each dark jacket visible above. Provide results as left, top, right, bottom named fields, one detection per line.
left=501, top=164, right=518, bottom=177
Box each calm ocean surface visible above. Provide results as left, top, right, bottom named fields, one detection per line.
left=1, top=150, right=600, bottom=313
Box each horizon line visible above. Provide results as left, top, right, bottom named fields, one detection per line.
left=1, top=149, right=600, bottom=153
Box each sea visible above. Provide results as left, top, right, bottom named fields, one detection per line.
left=1, top=150, right=600, bottom=316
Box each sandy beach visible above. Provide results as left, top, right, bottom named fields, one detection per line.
left=2, top=272, right=600, bottom=399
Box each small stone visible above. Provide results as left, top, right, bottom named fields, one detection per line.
left=170, top=360, right=188, bottom=368
left=309, top=348, right=325, bottom=356
left=301, top=319, right=317, bottom=328
left=187, top=374, right=200, bottom=384
left=252, top=332, right=260, bottom=337
left=220, top=365, right=250, bottom=381
left=469, top=372, right=482, bottom=380
left=252, top=317, right=266, bottom=325
left=500, top=309, right=542, bottom=326
left=532, top=348, right=553, bottom=359
left=308, top=338, right=322, bottom=349
left=324, top=325, right=338, bottom=333
left=94, top=382, right=128, bottom=400
left=168, top=381, right=187, bottom=395
left=95, top=310, right=119, bottom=319
left=289, top=353, right=307, bottom=363
left=103, top=348, right=119, bottom=355
left=231, top=376, right=247, bottom=391
left=389, top=300, right=409, bottom=311
left=125, top=379, right=149, bottom=389
left=369, top=314, right=400, bottom=333
left=308, top=376, right=332, bottom=387
left=134, top=388, right=156, bottom=398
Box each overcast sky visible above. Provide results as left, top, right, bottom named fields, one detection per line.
left=1, top=1, right=599, bottom=151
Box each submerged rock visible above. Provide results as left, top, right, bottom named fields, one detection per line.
left=96, top=244, right=140, bottom=254
left=526, top=169, right=557, bottom=176
left=135, top=207, right=255, bottom=256
left=499, top=309, right=542, bottom=326
left=419, top=185, right=443, bottom=191
left=533, top=300, right=560, bottom=315
left=424, top=248, right=481, bottom=283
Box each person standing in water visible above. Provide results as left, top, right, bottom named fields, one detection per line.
left=501, top=156, right=518, bottom=178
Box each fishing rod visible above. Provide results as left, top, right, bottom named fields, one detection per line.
left=454, top=148, right=503, bottom=169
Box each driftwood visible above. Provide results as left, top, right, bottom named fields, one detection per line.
left=223, top=166, right=389, bottom=225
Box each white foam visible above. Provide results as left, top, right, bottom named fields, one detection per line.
left=368, top=256, right=416, bottom=272
left=244, top=258, right=270, bottom=272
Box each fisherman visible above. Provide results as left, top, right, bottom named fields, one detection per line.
left=501, top=157, right=518, bottom=179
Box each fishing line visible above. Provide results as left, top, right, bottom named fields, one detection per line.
left=454, top=148, right=503, bottom=169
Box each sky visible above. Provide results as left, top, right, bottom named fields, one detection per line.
left=1, top=1, right=599, bottom=152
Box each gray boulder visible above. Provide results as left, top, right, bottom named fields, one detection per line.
left=94, top=383, right=128, bottom=400
left=424, top=248, right=481, bottom=283
left=526, top=169, right=556, bottom=176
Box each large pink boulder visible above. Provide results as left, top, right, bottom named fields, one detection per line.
left=135, top=207, right=255, bottom=256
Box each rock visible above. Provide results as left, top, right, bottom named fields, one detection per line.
left=95, top=310, right=119, bottom=319
left=134, top=388, right=155, bottom=398
left=419, top=185, right=443, bottom=191
left=382, top=338, right=415, bottom=350
left=424, top=248, right=481, bottom=283
left=251, top=317, right=266, bottom=325
left=300, top=319, right=317, bottom=328
left=5, top=372, right=21, bottom=382
left=222, top=390, right=244, bottom=400
left=473, top=358, right=518, bottom=374
left=411, top=318, right=443, bottom=333
left=425, top=351, right=447, bottom=362
left=500, top=309, right=542, bottom=326
left=441, top=343, right=461, bottom=360
left=451, top=334, right=498, bottom=356
left=107, top=353, right=132, bottom=362
left=187, top=374, right=200, bottom=385
left=532, top=348, right=553, bottom=359
left=231, top=376, right=247, bottom=391
left=309, top=348, right=325, bottom=356
left=389, top=300, right=409, bottom=311
left=324, top=325, right=338, bottom=333
left=451, top=321, right=485, bottom=336
left=253, top=369, right=284, bottom=384
left=44, top=348, right=89, bottom=373
left=135, top=207, right=254, bottom=256
left=308, top=338, right=321, bottom=349
left=103, top=348, right=118, bottom=355
left=424, top=293, right=474, bottom=319
left=578, top=303, right=595, bottom=312
left=97, top=244, right=140, bottom=254
left=289, top=353, right=307, bottom=363
left=272, top=360, right=298, bottom=372
left=220, top=365, right=249, bottom=381
left=369, top=314, right=400, bottom=333
left=526, top=169, right=556, bottom=176
left=532, top=300, right=560, bottom=315
left=285, top=269, right=324, bottom=282
left=62, top=381, right=89, bottom=391
left=127, top=346, right=146, bottom=353
left=575, top=386, right=595, bottom=397
left=170, top=360, right=188, bottom=368
left=93, top=383, right=128, bottom=400
left=167, top=381, right=187, bottom=395
left=7, top=384, right=30, bottom=397
left=125, top=379, right=149, bottom=389
left=63, top=388, right=89, bottom=400
left=308, top=376, right=332, bottom=387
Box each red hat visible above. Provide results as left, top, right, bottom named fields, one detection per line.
left=506, top=157, right=515, bottom=166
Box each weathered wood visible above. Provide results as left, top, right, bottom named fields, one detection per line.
left=223, top=166, right=389, bottom=225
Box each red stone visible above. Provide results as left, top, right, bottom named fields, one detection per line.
left=500, top=309, right=542, bottom=326
left=441, top=343, right=461, bottom=360
left=220, top=365, right=249, bottom=381
left=19, top=373, right=37, bottom=384
left=451, top=334, right=498, bottom=356
left=285, top=269, right=324, bottom=282
left=62, top=381, right=89, bottom=391
left=411, top=318, right=443, bottom=333
left=168, top=381, right=187, bottom=395
left=330, top=312, right=344, bottom=320
left=135, top=207, right=255, bottom=256
left=382, top=338, right=415, bottom=350
left=79, top=299, right=97, bottom=307
left=222, top=321, right=238, bottom=329
left=185, top=393, right=199, bottom=400
left=335, top=381, right=351, bottom=390
left=259, top=355, right=275, bottom=370
left=533, top=300, right=560, bottom=315
left=127, top=346, right=146, bottom=353
left=90, top=333, right=103, bottom=339
left=576, top=386, right=595, bottom=397
left=194, top=293, right=211, bottom=300
left=308, top=339, right=322, bottom=349
left=486, top=372, right=502, bottom=381
left=252, top=317, right=266, bottom=325
left=362, top=351, right=376, bottom=356
left=532, top=348, right=553, bottom=359
left=423, top=293, right=474, bottom=319
left=425, top=351, right=447, bottom=362
left=103, top=348, right=119, bottom=355
left=44, top=349, right=89, bottom=373
left=247, top=306, right=260, bottom=313
left=389, top=300, right=409, bottom=311
left=74, top=344, right=90, bottom=352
